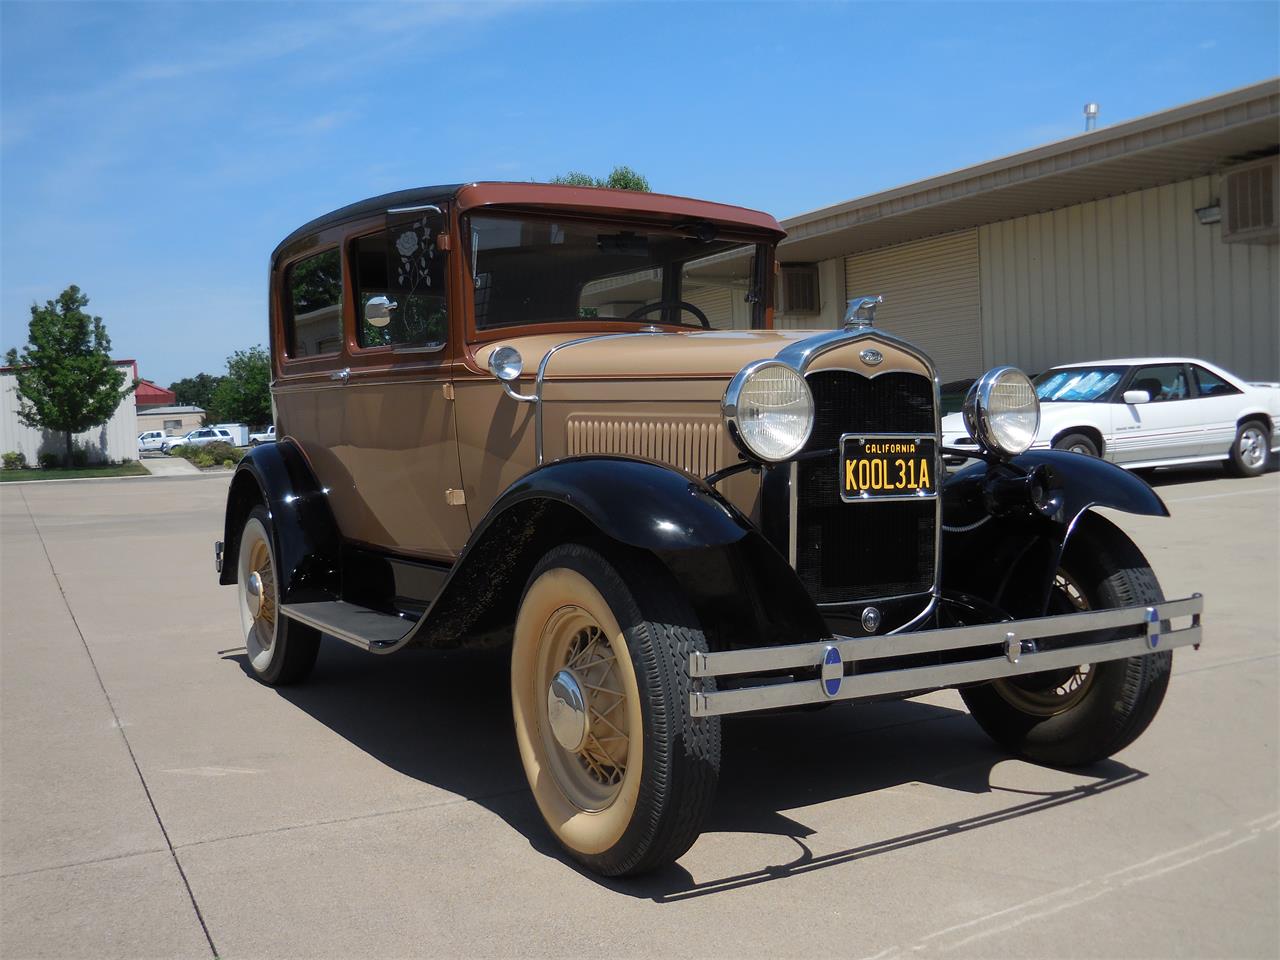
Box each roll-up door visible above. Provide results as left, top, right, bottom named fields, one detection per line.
left=844, top=230, right=981, bottom=381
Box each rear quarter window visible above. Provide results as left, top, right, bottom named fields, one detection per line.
left=284, top=248, right=343, bottom=358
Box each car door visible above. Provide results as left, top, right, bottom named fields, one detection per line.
left=1187, top=363, right=1245, bottom=457
left=274, top=208, right=470, bottom=562
left=1111, top=363, right=1199, bottom=464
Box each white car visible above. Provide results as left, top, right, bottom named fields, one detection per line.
left=249, top=425, right=276, bottom=446
left=163, top=428, right=234, bottom=453
left=943, top=357, right=1280, bottom=477
left=137, top=430, right=170, bottom=452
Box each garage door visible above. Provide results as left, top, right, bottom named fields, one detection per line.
left=843, top=230, right=982, bottom=381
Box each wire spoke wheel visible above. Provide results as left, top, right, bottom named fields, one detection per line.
left=238, top=515, right=279, bottom=674
left=538, top=608, right=634, bottom=812
left=992, top=570, right=1096, bottom=717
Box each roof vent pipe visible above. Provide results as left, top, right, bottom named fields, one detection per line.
left=1083, top=103, right=1099, bottom=131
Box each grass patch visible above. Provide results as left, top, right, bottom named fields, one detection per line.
left=0, top=462, right=151, bottom=482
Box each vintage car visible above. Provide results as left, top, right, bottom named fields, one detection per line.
left=943, top=358, right=1280, bottom=474
left=215, top=183, right=1203, bottom=877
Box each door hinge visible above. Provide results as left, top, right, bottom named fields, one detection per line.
left=444, top=488, right=466, bottom=506
left=436, top=233, right=452, bottom=252
left=442, top=382, right=455, bottom=401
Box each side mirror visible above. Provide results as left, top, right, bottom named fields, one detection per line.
left=364, top=295, right=397, bottom=328
left=1123, top=389, right=1151, bottom=405
left=487, top=346, right=536, bottom=403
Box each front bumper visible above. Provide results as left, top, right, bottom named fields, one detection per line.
left=689, top=594, right=1202, bottom=717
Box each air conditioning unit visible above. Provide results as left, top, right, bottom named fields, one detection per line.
left=777, top=264, right=820, bottom=315
left=1221, top=156, right=1278, bottom=244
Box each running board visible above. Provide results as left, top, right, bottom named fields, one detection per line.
left=280, top=601, right=416, bottom=651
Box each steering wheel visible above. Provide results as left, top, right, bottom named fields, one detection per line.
left=624, top=300, right=710, bottom=329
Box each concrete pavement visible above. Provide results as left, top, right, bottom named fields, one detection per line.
left=1, top=466, right=1276, bottom=959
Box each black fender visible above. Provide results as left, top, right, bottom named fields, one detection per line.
left=940, top=449, right=1168, bottom=618
left=218, top=440, right=341, bottom=604
left=409, top=456, right=828, bottom=651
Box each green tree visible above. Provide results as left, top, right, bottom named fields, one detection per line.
left=5, top=285, right=135, bottom=464
left=550, top=165, right=651, bottom=192
left=209, top=346, right=271, bottom=426
left=169, top=372, right=225, bottom=418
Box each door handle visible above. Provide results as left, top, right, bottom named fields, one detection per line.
left=330, top=367, right=350, bottom=384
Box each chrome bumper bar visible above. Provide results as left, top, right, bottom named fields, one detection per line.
left=689, top=594, right=1203, bottom=718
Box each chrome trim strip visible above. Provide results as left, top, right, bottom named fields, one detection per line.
left=690, top=594, right=1203, bottom=678
left=688, top=594, right=1203, bottom=717
left=387, top=203, right=443, bottom=215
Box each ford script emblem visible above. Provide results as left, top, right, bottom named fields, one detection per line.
left=860, top=348, right=883, bottom=366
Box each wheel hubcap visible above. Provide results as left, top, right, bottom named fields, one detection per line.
left=1241, top=428, right=1266, bottom=468
left=547, top=669, right=589, bottom=753
left=246, top=571, right=265, bottom=618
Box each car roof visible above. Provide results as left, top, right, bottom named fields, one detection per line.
left=272, top=181, right=784, bottom=263
left=1049, top=357, right=1208, bottom=368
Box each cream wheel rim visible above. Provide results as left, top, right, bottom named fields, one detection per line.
left=511, top=567, right=644, bottom=856
left=992, top=570, right=1096, bottom=716
left=238, top=518, right=278, bottom=673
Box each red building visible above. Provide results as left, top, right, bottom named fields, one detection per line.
left=135, top=378, right=176, bottom=408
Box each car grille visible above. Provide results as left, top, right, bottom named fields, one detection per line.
left=794, top=371, right=937, bottom=604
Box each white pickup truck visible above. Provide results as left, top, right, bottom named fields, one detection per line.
left=248, top=426, right=276, bottom=446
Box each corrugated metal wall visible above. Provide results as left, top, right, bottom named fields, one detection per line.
left=980, top=173, right=1280, bottom=380
left=1, top=374, right=139, bottom=463
left=843, top=231, right=982, bottom=381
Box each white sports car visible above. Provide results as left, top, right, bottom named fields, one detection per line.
left=943, top=357, right=1280, bottom=477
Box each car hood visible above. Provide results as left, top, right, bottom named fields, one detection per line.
left=473, top=329, right=832, bottom=381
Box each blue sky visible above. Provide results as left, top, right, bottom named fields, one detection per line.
left=2, top=1, right=1276, bottom=387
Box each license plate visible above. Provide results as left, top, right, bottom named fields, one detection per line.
left=840, top=435, right=937, bottom=502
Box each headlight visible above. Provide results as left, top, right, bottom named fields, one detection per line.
left=722, top=361, right=814, bottom=462
left=963, top=366, right=1040, bottom=457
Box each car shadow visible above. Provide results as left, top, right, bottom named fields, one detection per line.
left=223, top=641, right=1145, bottom=901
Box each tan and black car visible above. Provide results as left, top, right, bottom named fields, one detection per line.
left=216, top=183, right=1203, bottom=877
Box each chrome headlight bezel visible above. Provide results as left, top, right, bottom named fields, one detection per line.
left=722, top=360, right=815, bottom=463
left=962, top=366, right=1041, bottom=458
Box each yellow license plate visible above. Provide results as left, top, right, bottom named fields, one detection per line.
left=840, top=436, right=937, bottom=501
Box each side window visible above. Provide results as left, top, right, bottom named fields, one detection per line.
left=1192, top=365, right=1240, bottom=398
left=1130, top=364, right=1189, bottom=402
left=354, top=211, right=447, bottom=350
left=285, top=248, right=343, bottom=359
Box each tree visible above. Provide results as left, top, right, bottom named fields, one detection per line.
left=550, top=165, right=651, bottom=192
left=5, top=285, right=135, bottom=464
left=209, top=346, right=271, bottom=426
left=169, top=372, right=225, bottom=419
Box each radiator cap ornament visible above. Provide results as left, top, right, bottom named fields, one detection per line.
left=843, top=295, right=883, bottom=329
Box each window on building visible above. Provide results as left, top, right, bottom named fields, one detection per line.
left=285, top=248, right=343, bottom=358
left=163, top=419, right=182, bottom=431
left=776, top=264, right=820, bottom=316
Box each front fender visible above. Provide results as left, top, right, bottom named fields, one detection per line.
left=941, top=450, right=1168, bottom=617
left=218, top=440, right=341, bottom=604
left=409, top=456, right=827, bottom=651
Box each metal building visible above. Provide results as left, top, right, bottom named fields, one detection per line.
left=775, top=79, right=1280, bottom=382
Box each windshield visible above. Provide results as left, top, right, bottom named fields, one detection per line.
left=1034, top=366, right=1126, bottom=402
left=466, top=213, right=765, bottom=330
